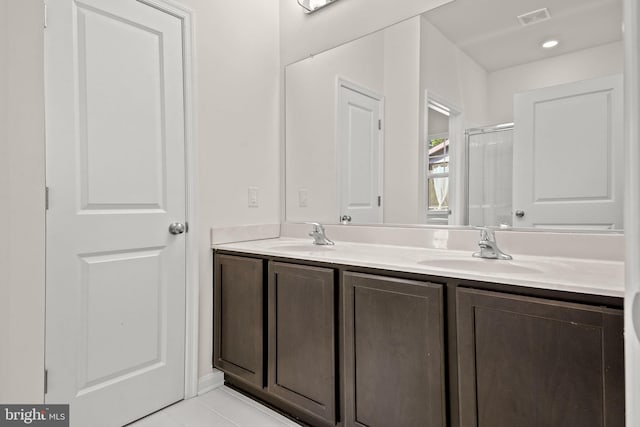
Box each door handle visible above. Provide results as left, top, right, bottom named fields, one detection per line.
left=340, top=215, right=352, bottom=224
left=515, top=210, right=525, bottom=218
left=169, top=222, right=186, bottom=235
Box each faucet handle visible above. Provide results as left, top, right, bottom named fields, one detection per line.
left=475, top=226, right=495, bottom=242
left=472, top=226, right=512, bottom=260
left=304, top=222, right=334, bottom=245
left=304, top=222, right=322, bottom=233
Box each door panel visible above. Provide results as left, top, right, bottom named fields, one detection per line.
left=513, top=74, right=623, bottom=229
left=532, top=92, right=610, bottom=200
left=268, top=262, right=336, bottom=424
left=80, top=249, right=164, bottom=388
left=343, top=272, right=446, bottom=427
left=213, top=255, right=264, bottom=388
left=78, top=4, right=167, bottom=209
left=45, top=1, right=186, bottom=426
left=457, top=287, right=624, bottom=427
left=338, top=81, right=383, bottom=224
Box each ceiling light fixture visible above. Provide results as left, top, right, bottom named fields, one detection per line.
left=542, top=40, right=559, bottom=49
left=297, top=0, right=339, bottom=14
left=496, top=122, right=515, bottom=129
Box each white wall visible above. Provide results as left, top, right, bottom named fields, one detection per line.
left=0, top=0, right=10, bottom=400
left=279, top=0, right=451, bottom=66
left=428, top=108, right=449, bottom=135
left=420, top=17, right=489, bottom=127
left=285, top=32, right=385, bottom=223
left=383, top=17, right=422, bottom=224
left=488, top=41, right=624, bottom=123
left=0, top=0, right=46, bottom=403
left=177, top=0, right=280, bottom=379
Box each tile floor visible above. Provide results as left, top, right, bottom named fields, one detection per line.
left=129, top=386, right=301, bottom=427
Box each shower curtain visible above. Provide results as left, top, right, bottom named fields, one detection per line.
left=432, top=165, right=449, bottom=209
left=467, top=128, right=513, bottom=227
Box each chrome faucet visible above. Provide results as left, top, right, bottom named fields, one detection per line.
left=306, top=222, right=334, bottom=245
left=473, top=227, right=512, bottom=260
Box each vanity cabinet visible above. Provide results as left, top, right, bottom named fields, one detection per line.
left=213, top=254, right=338, bottom=426
left=342, top=272, right=446, bottom=427
left=456, top=287, right=624, bottom=427
left=212, top=250, right=625, bottom=427
left=268, top=262, right=337, bottom=425
left=213, top=254, right=264, bottom=388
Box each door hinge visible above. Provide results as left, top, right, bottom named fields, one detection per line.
left=45, top=187, right=49, bottom=210
left=378, top=119, right=382, bottom=130
left=44, top=369, right=48, bottom=394
left=43, top=3, right=48, bottom=29
left=185, top=222, right=189, bottom=233
left=378, top=196, right=381, bottom=207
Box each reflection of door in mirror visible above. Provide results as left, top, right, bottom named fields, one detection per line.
left=513, top=74, right=623, bottom=229
left=337, top=79, right=384, bottom=224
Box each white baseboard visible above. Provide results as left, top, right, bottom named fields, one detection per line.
left=197, top=370, right=225, bottom=395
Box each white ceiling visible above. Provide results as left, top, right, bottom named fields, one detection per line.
left=423, top=0, right=623, bottom=72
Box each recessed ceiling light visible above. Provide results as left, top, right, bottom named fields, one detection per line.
left=542, top=40, right=559, bottom=49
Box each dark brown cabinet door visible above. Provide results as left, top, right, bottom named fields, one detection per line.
left=213, top=254, right=264, bottom=388
left=343, top=272, right=446, bottom=427
left=457, top=287, right=624, bottom=427
left=268, top=262, right=336, bottom=425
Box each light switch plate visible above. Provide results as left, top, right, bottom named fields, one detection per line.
left=248, top=186, right=259, bottom=207
left=299, top=188, right=309, bottom=207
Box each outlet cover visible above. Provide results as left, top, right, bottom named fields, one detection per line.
left=248, top=186, right=259, bottom=207
left=299, top=188, right=309, bottom=207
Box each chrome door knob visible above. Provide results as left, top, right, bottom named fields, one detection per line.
left=169, top=222, right=186, bottom=235
left=515, top=210, right=525, bottom=218
left=340, top=215, right=352, bottom=224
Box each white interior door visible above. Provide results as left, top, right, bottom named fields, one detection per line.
left=513, top=74, right=623, bottom=229
left=45, top=1, right=187, bottom=426
left=337, top=80, right=383, bottom=224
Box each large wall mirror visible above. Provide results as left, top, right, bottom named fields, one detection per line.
left=285, top=0, right=624, bottom=231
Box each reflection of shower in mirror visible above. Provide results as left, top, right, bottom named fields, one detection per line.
left=467, top=125, right=514, bottom=228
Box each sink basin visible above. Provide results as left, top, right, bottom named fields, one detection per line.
left=417, top=258, right=542, bottom=275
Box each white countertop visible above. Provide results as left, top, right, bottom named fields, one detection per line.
left=212, top=237, right=624, bottom=298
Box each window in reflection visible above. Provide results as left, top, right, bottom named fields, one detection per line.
left=426, top=104, right=452, bottom=224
